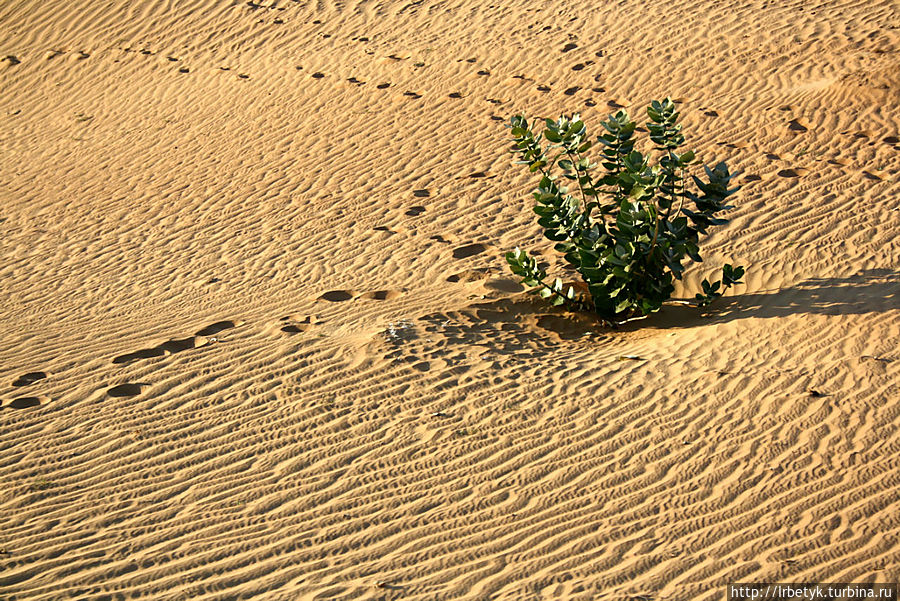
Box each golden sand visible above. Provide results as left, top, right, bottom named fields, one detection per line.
left=1, top=0, right=898, bottom=598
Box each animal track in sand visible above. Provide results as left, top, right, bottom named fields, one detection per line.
left=403, top=91, right=422, bottom=99
left=564, top=86, right=580, bottom=96
left=405, top=205, right=426, bottom=216
left=536, top=85, right=551, bottom=93
left=413, top=189, right=430, bottom=197
left=6, top=396, right=49, bottom=409
left=376, top=83, right=391, bottom=89
left=12, top=372, right=47, bottom=387
left=562, top=43, right=578, bottom=52
left=107, top=383, right=149, bottom=398
left=448, top=92, right=464, bottom=98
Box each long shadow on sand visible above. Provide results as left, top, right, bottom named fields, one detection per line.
left=653, top=269, right=899, bottom=329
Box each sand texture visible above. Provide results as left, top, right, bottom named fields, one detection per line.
left=2, top=0, right=900, bottom=598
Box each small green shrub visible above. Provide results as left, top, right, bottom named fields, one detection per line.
left=504, top=97, right=745, bottom=324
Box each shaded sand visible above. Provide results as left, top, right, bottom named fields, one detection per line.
left=1, top=0, right=899, bottom=598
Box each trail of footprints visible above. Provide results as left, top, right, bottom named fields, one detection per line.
left=2, top=320, right=237, bottom=410
left=9, top=25, right=898, bottom=175
left=2, top=247, right=503, bottom=410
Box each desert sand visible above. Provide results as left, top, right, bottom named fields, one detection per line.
left=1, top=0, right=899, bottom=599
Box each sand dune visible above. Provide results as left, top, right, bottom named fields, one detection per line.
left=1, top=0, right=899, bottom=598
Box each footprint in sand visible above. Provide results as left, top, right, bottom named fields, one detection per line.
left=452, top=243, right=488, bottom=259
left=862, top=170, right=889, bottom=181
left=347, top=77, right=365, bottom=85
left=376, top=83, right=391, bottom=89
left=112, top=320, right=236, bottom=364
left=413, top=189, right=430, bottom=197
left=562, top=43, right=578, bottom=52
left=403, top=91, right=422, bottom=99
left=3, top=55, right=21, bottom=66
left=777, top=167, right=810, bottom=178
left=279, top=315, right=319, bottom=334
left=536, top=85, right=551, bottom=93
left=564, top=86, right=580, bottom=96
left=12, top=372, right=47, bottom=387
left=704, top=110, right=719, bottom=117
left=112, top=347, right=166, bottom=364
left=311, top=72, right=325, bottom=79
left=405, top=205, right=426, bottom=216
left=107, top=383, right=149, bottom=398
left=448, top=92, right=464, bottom=99
left=788, top=118, right=809, bottom=132
left=361, top=290, right=403, bottom=301
left=195, top=320, right=238, bottom=336
left=446, top=268, right=492, bottom=283
left=320, top=290, right=355, bottom=302
left=477, top=69, right=490, bottom=76
left=6, top=396, right=50, bottom=409
left=112, top=338, right=202, bottom=364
